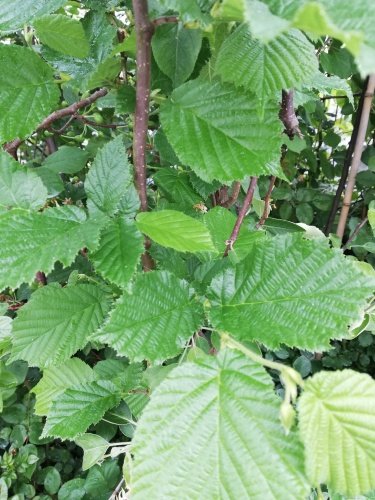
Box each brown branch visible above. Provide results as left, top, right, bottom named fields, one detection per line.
left=342, top=216, right=368, bottom=251
left=222, top=181, right=241, bottom=208
left=224, top=177, right=258, bottom=257
left=152, top=15, right=179, bottom=27
left=132, top=0, right=155, bottom=271
left=324, top=78, right=370, bottom=235
left=279, top=89, right=302, bottom=139
left=336, top=74, right=375, bottom=239
left=4, top=88, right=108, bottom=156
left=256, top=175, right=276, bottom=228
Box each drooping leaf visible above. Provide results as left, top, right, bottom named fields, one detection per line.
left=9, top=284, right=111, bottom=368
left=32, top=358, right=95, bottom=415
left=85, top=136, right=132, bottom=216
left=34, top=15, right=89, bottom=58
left=216, top=25, right=318, bottom=99
left=42, top=380, right=121, bottom=439
left=76, top=433, right=109, bottom=470
left=130, top=349, right=308, bottom=499
left=160, top=80, right=283, bottom=182
left=136, top=210, right=215, bottom=253
left=299, top=369, right=375, bottom=496
left=208, top=233, right=375, bottom=350
left=0, top=150, right=47, bottom=212
left=91, top=218, right=143, bottom=288
left=0, top=206, right=106, bottom=290
left=41, top=146, right=89, bottom=174
left=99, top=271, right=203, bottom=363
left=152, top=23, right=202, bottom=88
left=0, top=45, right=59, bottom=142
left=0, top=0, right=67, bottom=32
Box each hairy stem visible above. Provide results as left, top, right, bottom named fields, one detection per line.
left=256, top=175, right=276, bottom=228
left=224, top=177, right=257, bottom=257
left=222, top=181, right=241, bottom=208
left=324, top=78, right=369, bottom=235
left=132, top=0, right=155, bottom=271
left=336, top=74, right=375, bottom=239
left=279, top=89, right=301, bottom=138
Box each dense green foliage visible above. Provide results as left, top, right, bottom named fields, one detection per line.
left=1, top=0, right=375, bottom=499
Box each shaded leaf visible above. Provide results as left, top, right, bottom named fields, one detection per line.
left=76, top=433, right=109, bottom=470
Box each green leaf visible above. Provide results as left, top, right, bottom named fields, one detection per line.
left=0, top=206, right=106, bottom=290
left=91, top=218, right=143, bottom=288
left=296, top=203, right=314, bottom=224
left=0, top=45, right=59, bottom=142
left=0, top=150, right=47, bottom=211
left=203, top=206, right=266, bottom=261
left=34, top=15, right=89, bottom=58
left=0, top=0, right=67, bottom=32
left=32, top=358, right=95, bottom=416
left=10, top=284, right=111, bottom=368
left=216, top=25, right=318, bottom=99
left=86, top=137, right=132, bottom=216
left=304, top=72, right=354, bottom=105
left=99, top=271, right=203, bottom=363
left=152, top=23, right=202, bottom=88
left=136, top=210, right=215, bottom=253
left=208, top=233, right=375, bottom=350
left=42, top=380, right=121, bottom=439
left=130, top=349, right=308, bottom=499
left=368, top=201, right=375, bottom=236
left=76, top=433, right=109, bottom=471
left=42, top=146, right=89, bottom=174
left=299, top=369, right=375, bottom=496
left=160, top=80, right=283, bottom=182
left=154, top=168, right=201, bottom=206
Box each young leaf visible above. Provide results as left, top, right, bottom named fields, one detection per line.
left=0, top=45, right=59, bottom=142
left=32, top=358, right=95, bottom=415
left=0, top=150, right=47, bottom=211
left=99, top=271, right=203, bottom=363
left=75, top=433, right=109, bottom=470
left=34, top=15, right=89, bottom=59
left=42, top=380, right=121, bottom=439
left=0, top=206, right=106, bottom=290
left=85, top=136, right=132, bottom=216
left=208, top=233, right=375, bottom=351
left=216, top=25, right=318, bottom=99
left=130, top=349, right=308, bottom=499
left=160, top=80, right=283, bottom=182
left=10, top=284, right=111, bottom=368
left=152, top=23, right=202, bottom=88
left=154, top=168, right=201, bottom=207
left=299, top=370, right=375, bottom=496
left=0, top=0, right=67, bottom=32
left=91, top=218, right=143, bottom=288
left=136, top=210, right=215, bottom=253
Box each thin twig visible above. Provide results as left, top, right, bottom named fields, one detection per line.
left=342, top=216, right=368, bottom=251
left=4, top=88, right=108, bottom=156
left=152, top=15, right=179, bottom=27
left=279, top=89, right=302, bottom=138
left=324, top=78, right=370, bottom=235
left=336, top=74, right=375, bottom=239
left=74, top=115, right=127, bottom=129
left=222, top=181, right=241, bottom=208
left=109, top=478, right=125, bottom=500
left=256, top=175, right=276, bottom=228
left=224, top=177, right=258, bottom=257
left=132, top=0, right=155, bottom=271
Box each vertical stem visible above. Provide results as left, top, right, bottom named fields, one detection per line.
left=324, top=77, right=369, bottom=235
left=336, top=74, right=375, bottom=239
left=256, top=175, right=276, bottom=228
left=224, top=177, right=257, bottom=257
left=132, top=0, right=154, bottom=212
left=132, top=0, right=155, bottom=271
left=279, top=90, right=301, bottom=138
